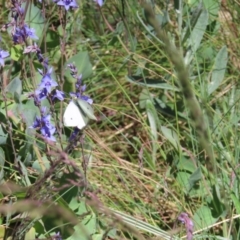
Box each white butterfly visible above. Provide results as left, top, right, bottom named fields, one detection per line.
left=63, top=99, right=96, bottom=129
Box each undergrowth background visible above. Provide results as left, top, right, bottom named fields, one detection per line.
left=0, top=0, right=240, bottom=239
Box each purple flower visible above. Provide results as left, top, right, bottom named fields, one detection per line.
left=13, top=25, right=38, bottom=44
left=0, top=50, right=9, bottom=67
left=94, top=0, right=104, bottom=7
left=51, top=89, right=65, bottom=101
left=75, top=74, right=83, bottom=89
left=31, top=93, right=40, bottom=106
left=38, top=67, right=58, bottom=93
left=35, top=88, right=48, bottom=101
left=56, top=0, right=78, bottom=11
left=69, top=127, right=80, bottom=142
left=41, top=125, right=56, bottom=142
left=53, top=232, right=62, bottom=240
left=23, top=25, right=38, bottom=40
left=69, top=92, right=80, bottom=99
left=67, top=63, right=78, bottom=77
left=178, top=213, right=194, bottom=240
left=32, top=114, right=52, bottom=129
left=32, top=116, right=42, bottom=128
left=69, top=92, right=92, bottom=104
left=80, top=84, right=86, bottom=92
left=40, top=106, right=48, bottom=115
left=32, top=113, right=56, bottom=142
left=12, top=28, right=24, bottom=43
left=42, top=114, right=52, bottom=127
left=81, top=95, right=93, bottom=104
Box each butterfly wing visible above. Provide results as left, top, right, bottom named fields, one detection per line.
left=63, top=101, right=88, bottom=129
left=76, top=99, right=97, bottom=121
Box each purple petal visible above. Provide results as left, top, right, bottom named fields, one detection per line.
left=95, top=0, right=103, bottom=7
left=51, top=89, right=65, bottom=101
left=57, top=0, right=78, bottom=11
left=0, top=50, right=9, bottom=67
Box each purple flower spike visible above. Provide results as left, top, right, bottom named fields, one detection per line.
left=40, top=107, right=48, bottom=115
left=32, top=113, right=56, bottom=142
left=0, top=50, right=9, bottom=67
left=67, top=63, right=94, bottom=105
left=94, top=0, right=104, bottom=7
left=178, top=213, right=194, bottom=240
left=13, top=25, right=38, bottom=44
left=56, top=0, right=78, bottom=11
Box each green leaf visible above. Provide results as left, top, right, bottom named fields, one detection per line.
left=46, top=30, right=60, bottom=45
left=76, top=200, right=88, bottom=215
left=24, top=227, right=36, bottom=240
left=161, top=126, right=180, bottom=151
left=10, top=45, right=23, bottom=61
left=146, top=99, right=158, bottom=167
left=69, top=198, right=81, bottom=211
left=231, top=192, right=240, bottom=214
left=184, top=8, right=209, bottom=65
left=113, top=210, right=177, bottom=239
left=177, top=156, right=196, bottom=172
left=188, top=167, right=202, bottom=191
left=208, top=46, right=228, bottom=95
left=32, top=157, right=50, bottom=174
left=21, top=99, right=39, bottom=127
left=193, top=205, right=217, bottom=230
left=0, top=125, right=8, bottom=145
left=5, top=78, right=22, bottom=98
left=67, top=213, right=97, bottom=240
left=176, top=172, right=191, bottom=193
left=19, top=161, right=31, bottom=186
left=181, top=2, right=203, bottom=45
left=0, top=225, right=6, bottom=238
left=82, top=213, right=97, bottom=235
left=0, top=148, right=5, bottom=167
left=59, top=172, right=79, bottom=203
left=92, top=234, right=105, bottom=240
left=139, top=89, right=151, bottom=109
left=0, top=148, right=5, bottom=181
left=202, top=0, right=220, bottom=18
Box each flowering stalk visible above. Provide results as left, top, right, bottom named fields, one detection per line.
left=178, top=213, right=194, bottom=240
left=64, top=63, right=95, bottom=149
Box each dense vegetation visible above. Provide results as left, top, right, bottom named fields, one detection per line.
left=0, top=0, right=240, bottom=239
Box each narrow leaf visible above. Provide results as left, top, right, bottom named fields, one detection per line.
left=184, top=8, right=209, bottom=65
left=208, top=46, right=228, bottom=95
left=146, top=99, right=158, bottom=167
left=161, top=126, right=180, bottom=151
